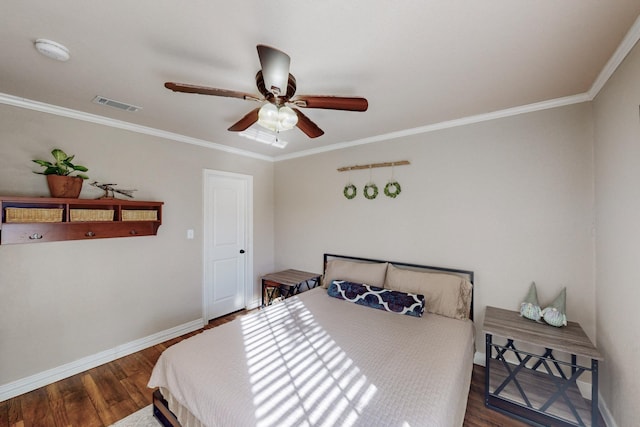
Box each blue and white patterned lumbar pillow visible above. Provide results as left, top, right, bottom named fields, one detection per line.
left=328, top=280, right=425, bottom=317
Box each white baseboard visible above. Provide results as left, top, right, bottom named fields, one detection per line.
left=247, top=299, right=261, bottom=310
left=474, top=351, right=486, bottom=366
left=0, top=318, right=204, bottom=402
left=598, top=392, right=618, bottom=427
left=475, top=351, right=617, bottom=427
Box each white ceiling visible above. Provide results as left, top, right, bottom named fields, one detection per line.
left=2, top=1, right=640, bottom=160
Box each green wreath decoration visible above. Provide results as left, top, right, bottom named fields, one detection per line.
left=343, top=184, right=357, bottom=199
left=384, top=181, right=402, bottom=198
left=363, top=183, right=378, bottom=200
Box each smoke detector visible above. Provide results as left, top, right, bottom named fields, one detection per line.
left=34, top=39, right=70, bottom=62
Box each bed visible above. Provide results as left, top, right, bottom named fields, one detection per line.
left=148, top=254, right=475, bottom=427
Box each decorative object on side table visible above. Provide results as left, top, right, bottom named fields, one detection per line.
left=542, top=287, right=567, bottom=327
left=90, top=181, right=137, bottom=199
left=519, top=281, right=542, bottom=322
left=32, top=148, right=89, bottom=198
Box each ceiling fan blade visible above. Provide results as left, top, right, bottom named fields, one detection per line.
left=228, top=108, right=260, bottom=132
left=256, top=45, right=291, bottom=97
left=293, top=108, right=324, bottom=138
left=292, top=96, right=368, bottom=112
left=165, top=82, right=261, bottom=101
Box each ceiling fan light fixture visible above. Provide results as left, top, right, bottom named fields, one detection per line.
left=257, top=103, right=278, bottom=130
left=278, top=106, right=298, bottom=129
left=257, top=103, right=298, bottom=132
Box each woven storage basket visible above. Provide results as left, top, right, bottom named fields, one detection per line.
left=6, top=207, right=63, bottom=223
left=122, top=210, right=157, bottom=221
left=70, top=209, right=114, bottom=222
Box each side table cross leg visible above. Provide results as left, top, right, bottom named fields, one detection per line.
left=539, top=365, right=588, bottom=426
left=531, top=348, right=569, bottom=380
left=483, top=306, right=603, bottom=427
left=494, top=349, right=534, bottom=407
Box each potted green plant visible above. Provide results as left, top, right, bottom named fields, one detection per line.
left=33, top=148, right=89, bottom=198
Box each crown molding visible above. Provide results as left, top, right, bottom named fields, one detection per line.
left=589, top=15, right=640, bottom=99
left=0, top=88, right=607, bottom=165
left=0, top=90, right=592, bottom=164
left=274, top=92, right=591, bottom=162
left=0, top=93, right=273, bottom=162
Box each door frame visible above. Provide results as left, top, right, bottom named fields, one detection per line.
left=202, top=168, right=253, bottom=322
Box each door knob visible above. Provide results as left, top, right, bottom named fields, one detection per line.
left=239, top=249, right=245, bottom=254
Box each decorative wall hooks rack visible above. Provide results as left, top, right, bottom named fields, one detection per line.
left=337, top=160, right=410, bottom=172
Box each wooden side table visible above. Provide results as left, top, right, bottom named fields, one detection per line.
left=483, top=306, right=603, bottom=427
left=261, top=269, right=321, bottom=307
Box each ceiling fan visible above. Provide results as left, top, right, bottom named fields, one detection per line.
left=164, top=45, right=368, bottom=139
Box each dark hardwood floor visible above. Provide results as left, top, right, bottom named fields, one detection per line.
left=0, top=309, right=529, bottom=427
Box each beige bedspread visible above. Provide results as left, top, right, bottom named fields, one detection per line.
left=148, top=287, right=475, bottom=427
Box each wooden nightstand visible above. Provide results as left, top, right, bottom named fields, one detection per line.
left=483, top=306, right=603, bottom=427
left=261, top=269, right=321, bottom=307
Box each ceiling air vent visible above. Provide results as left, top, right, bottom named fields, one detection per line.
left=92, top=96, right=142, bottom=112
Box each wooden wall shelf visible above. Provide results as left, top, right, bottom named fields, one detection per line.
left=0, top=196, right=163, bottom=245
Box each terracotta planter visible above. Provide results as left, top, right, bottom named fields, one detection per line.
left=46, top=175, right=83, bottom=198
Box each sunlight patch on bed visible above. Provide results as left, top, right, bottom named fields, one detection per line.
left=241, top=298, right=378, bottom=427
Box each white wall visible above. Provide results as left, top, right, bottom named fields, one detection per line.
left=593, top=41, right=640, bottom=426
left=274, top=103, right=596, bottom=359
left=0, top=104, right=275, bottom=385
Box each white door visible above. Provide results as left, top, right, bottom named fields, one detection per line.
left=203, top=170, right=252, bottom=321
